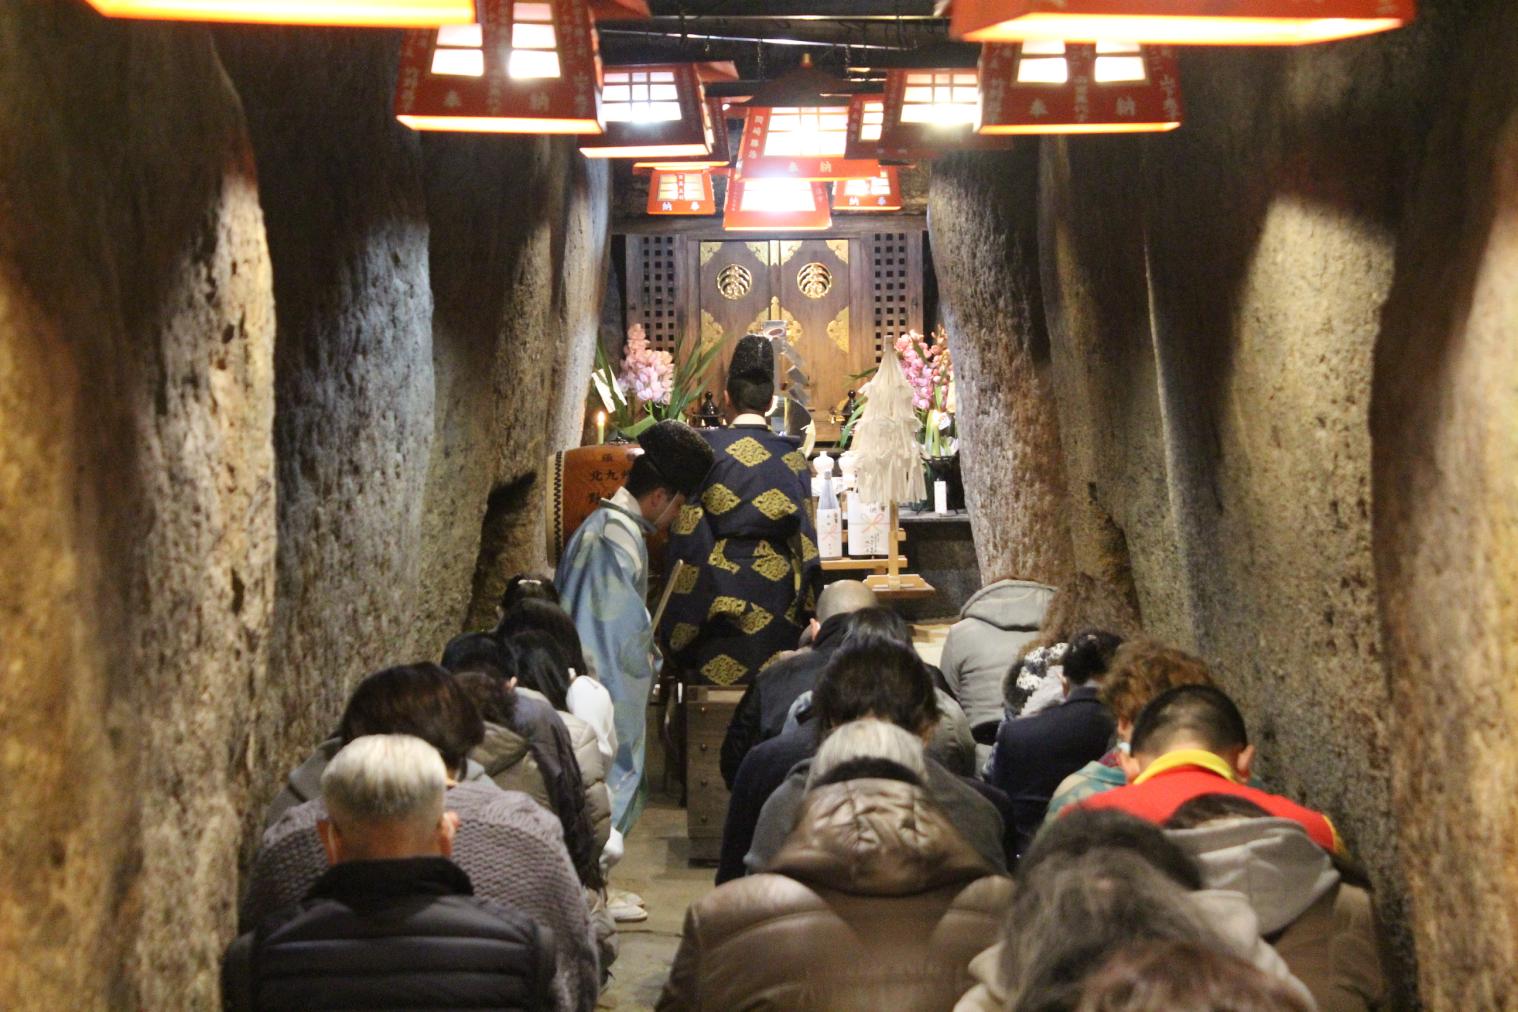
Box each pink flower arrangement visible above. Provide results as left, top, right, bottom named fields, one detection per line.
left=894, top=330, right=953, bottom=413
left=619, top=324, right=674, bottom=405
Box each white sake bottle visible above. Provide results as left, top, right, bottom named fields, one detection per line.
left=814, top=451, right=843, bottom=559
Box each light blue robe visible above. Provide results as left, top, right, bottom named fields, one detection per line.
left=555, top=496, right=658, bottom=834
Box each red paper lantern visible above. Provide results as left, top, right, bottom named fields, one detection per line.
left=833, top=166, right=904, bottom=212
left=581, top=64, right=712, bottom=159
left=395, top=0, right=602, bottom=134
left=733, top=56, right=878, bottom=181
left=878, top=67, right=1015, bottom=154
left=84, top=0, right=474, bottom=25
left=722, top=178, right=832, bottom=231
left=647, top=169, right=717, bottom=215
left=844, top=94, right=932, bottom=163
left=633, top=97, right=736, bottom=169
left=586, top=0, right=649, bottom=18
left=977, top=43, right=1183, bottom=134
left=946, top=0, right=1414, bottom=46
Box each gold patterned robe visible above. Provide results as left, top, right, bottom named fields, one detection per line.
left=659, top=424, right=822, bottom=687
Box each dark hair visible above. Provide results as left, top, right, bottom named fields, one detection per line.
left=441, top=632, right=516, bottom=680
left=1130, top=684, right=1248, bottom=758
left=838, top=606, right=913, bottom=649
left=812, top=638, right=939, bottom=736
left=494, top=599, right=589, bottom=678
left=625, top=454, right=676, bottom=498
left=338, top=664, right=484, bottom=775
left=454, top=668, right=516, bottom=727
left=1024, top=809, right=1202, bottom=891
left=1076, top=940, right=1311, bottom=1012
left=1002, top=851, right=1216, bottom=1012
left=810, top=757, right=923, bottom=789
left=509, top=631, right=573, bottom=712
left=726, top=373, right=774, bottom=414
left=1164, top=793, right=1272, bottom=830
left=1098, top=641, right=1215, bottom=725
left=1063, top=629, right=1125, bottom=686
left=500, top=573, right=559, bottom=612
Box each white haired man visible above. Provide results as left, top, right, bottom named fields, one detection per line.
left=223, top=735, right=554, bottom=1011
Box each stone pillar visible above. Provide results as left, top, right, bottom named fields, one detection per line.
left=927, top=148, right=1076, bottom=589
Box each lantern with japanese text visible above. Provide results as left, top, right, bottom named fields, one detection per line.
left=734, top=56, right=878, bottom=181
left=878, top=66, right=1015, bottom=154
left=633, top=97, right=736, bottom=169
left=395, top=0, right=602, bottom=134
left=84, top=0, right=475, bottom=25
left=946, top=0, right=1414, bottom=46
left=977, top=42, right=1182, bottom=134
left=845, top=94, right=932, bottom=163
left=833, top=166, right=904, bottom=211
left=647, top=169, right=718, bottom=215
left=722, top=178, right=832, bottom=231
left=581, top=64, right=712, bottom=159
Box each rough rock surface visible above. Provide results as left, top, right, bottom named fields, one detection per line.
left=0, top=8, right=276, bottom=1007
left=1371, top=2, right=1518, bottom=1004
left=927, top=148, right=1076, bottom=589
left=932, top=0, right=1518, bottom=999
left=217, top=30, right=437, bottom=809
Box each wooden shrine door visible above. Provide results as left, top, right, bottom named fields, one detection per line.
left=624, top=223, right=926, bottom=442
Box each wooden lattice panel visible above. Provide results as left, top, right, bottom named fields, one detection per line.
left=627, top=234, right=681, bottom=353
left=868, top=231, right=920, bottom=355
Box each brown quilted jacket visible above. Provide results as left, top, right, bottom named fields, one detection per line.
left=657, top=777, right=1012, bottom=1011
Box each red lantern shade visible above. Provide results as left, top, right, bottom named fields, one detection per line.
left=396, top=0, right=602, bottom=134
left=580, top=64, right=711, bottom=159
left=732, top=57, right=878, bottom=181
left=633, top=97, right=735, bottom=169
left=977, top=43, right=1183, bottom=134
left=84, top=0, right=474, bottom=25
left=833, top=166, right=904, bottom=211
left=587, top=0, right=649, bottom=18
left=946, top=0, right=1414, bottom=46
left=844, top=94, right=933, bottom=163
left=722, top=178, right=832, bottom=231
left=879, top=67, right=1015, bottom=154
left=647, top=169, right=718, bottom=215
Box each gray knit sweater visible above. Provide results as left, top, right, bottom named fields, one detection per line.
left=242, top=778, right=597, bottom=1012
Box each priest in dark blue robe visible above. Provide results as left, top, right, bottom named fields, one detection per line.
left=660, top=334, right=823, bottom=688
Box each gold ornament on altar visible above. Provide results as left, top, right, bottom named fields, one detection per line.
left=797, top=262, right=833, bottom=299
left=716, top=263, right=753, bottom=300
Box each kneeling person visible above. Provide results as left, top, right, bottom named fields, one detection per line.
left=223, top=735, right=554, bottom=1011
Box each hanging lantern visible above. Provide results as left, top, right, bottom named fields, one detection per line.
left=734, top=55, right=878, bottom=181
left=977, top=42, right=1183, bottom=134
left=633, top=97, right=736, bottom=169
left=647, top=168, right=718, bottom=215
left=878, top=66, right=1015, bottom=154
left=84, top=0, right=475, bottom=25
left=722, top=178, right=832, bottom=231
left=946, top=0, right=1414, bottom=46
left=833, top=166, right=904, bottom=212
left=581, top=64, right=711, bottom=159
left=844, top=94, right=932, bottom=163
left=395, top=0, right=602, bottom=135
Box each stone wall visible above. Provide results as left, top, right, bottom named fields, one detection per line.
left=0, top=11, right=609, bottom=1008
left=0, top=7, right=276, bottom=1007
left=931, top=0, right=1518, bottom=1001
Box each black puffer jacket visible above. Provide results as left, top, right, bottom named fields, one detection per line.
left=223, top=857, right=554, bottom=1011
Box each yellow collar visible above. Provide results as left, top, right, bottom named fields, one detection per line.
left=1132, top=748, right=1242, bottom=787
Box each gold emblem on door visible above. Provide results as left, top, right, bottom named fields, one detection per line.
left=796, top=262, right=833, bottom=299
left=716, top=263, right=753, bottom=300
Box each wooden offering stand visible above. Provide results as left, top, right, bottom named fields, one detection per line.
left=821, top=501, right=935, bottom=600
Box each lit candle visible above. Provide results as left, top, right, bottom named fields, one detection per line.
left=595, top=410, right=606, bottom=445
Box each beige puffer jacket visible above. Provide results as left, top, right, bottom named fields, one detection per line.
left=657, top=777, right=1012, bottom=1011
